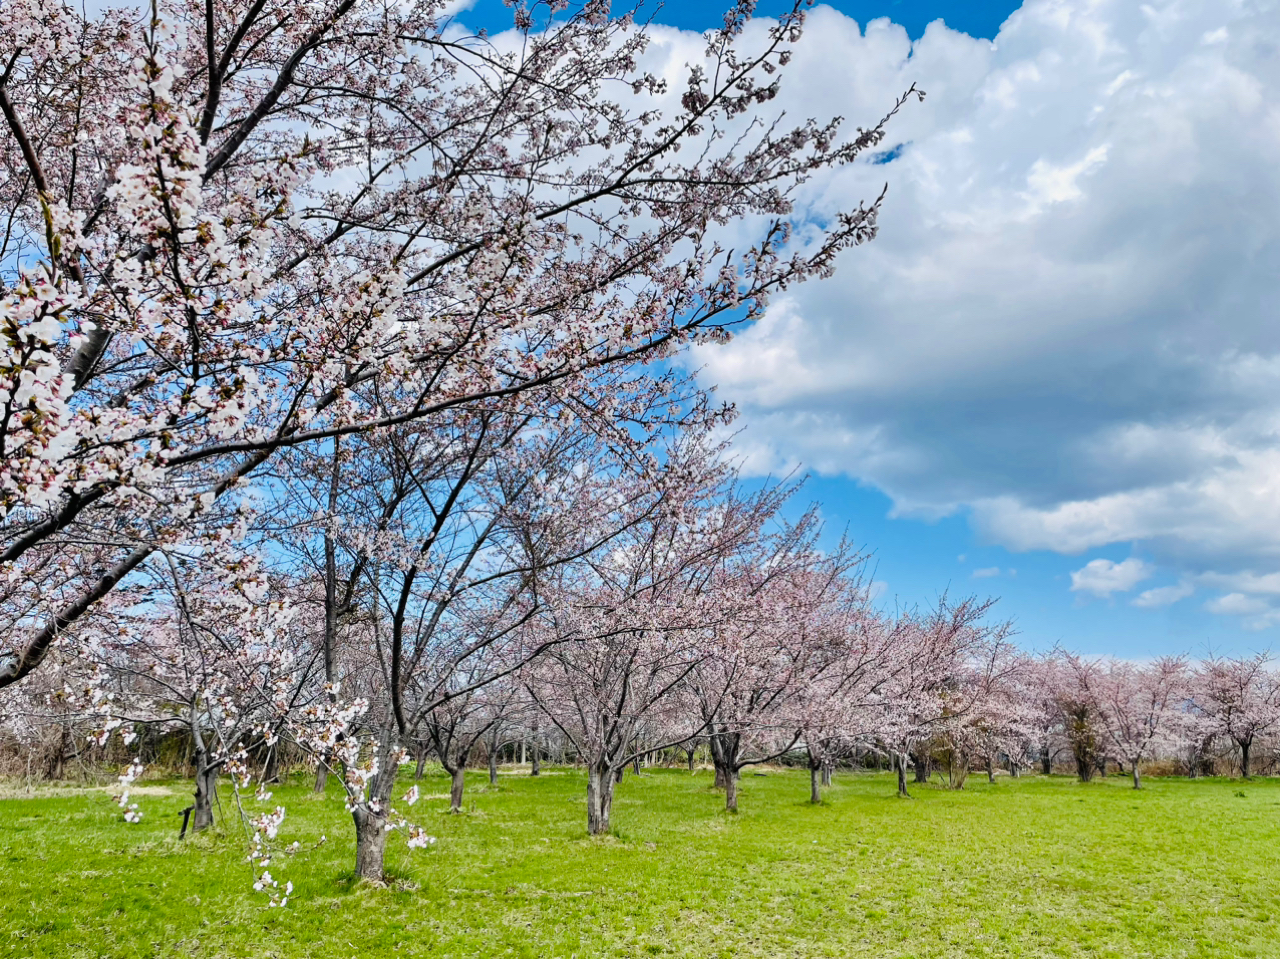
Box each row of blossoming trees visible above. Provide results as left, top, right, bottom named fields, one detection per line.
left=0, top=0, right=1274, bottom=893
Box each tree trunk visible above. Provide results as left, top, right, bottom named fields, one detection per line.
left=314, top=760, right=329, bottom=794
left=820, top=761, right=832, bottom=787
left=450, top=766, right=465, bottom=813
left=896, top=753, right=910, bottom=799
left=353, top=805, right=388, bottom=882
left=614, top=764, right=625, bottom=784
left=1132, top=762, right=1142, bottom=789
left=192, top=751, right=217, bottom=832
left=912, top=749, right=931, bottom=784
left=632, top=754, right=641, bottom=776
left=1041, top=751, right=1052, bottom=776
left=686, top=748, right=696, bottom=772
left=414, top=749, right=426, bottom=781
left=586, top=765, right=615, bottom=835
left=488, top=748, right=498, bottom=785
left=351, top=732, right=399, bottom=881
left=713, top=764, right=726, bottom=788
left=1241, top=739, right=1253, bottom=779
left=724, top=769, right=739, bottom=813
left=809, top=764, right=822, bottom=804
left=986, top=756, right=995, bottom=784
left=531, top=746, right=541, bottom=776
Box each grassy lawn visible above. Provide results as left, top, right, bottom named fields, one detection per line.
left=3, top=767, right=1279, bottom=958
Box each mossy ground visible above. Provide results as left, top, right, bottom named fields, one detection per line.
left=3, top=766, right=1279, bottom=958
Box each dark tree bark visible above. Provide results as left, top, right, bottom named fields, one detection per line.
left=1240, top=738, right=1253, bottom=779
left=912, top=748, right=931, bottom=784
left=192, top=748, right=218, bottom=832
left=190, top=713, right=218, bottom=833
left=809, top=761, right=822, bottom=804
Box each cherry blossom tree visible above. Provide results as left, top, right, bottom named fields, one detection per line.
left=1194, top=654, right=1280, bottom=779
left=873, top=596, right=1012, bottom=799
left=685, top=513, right=872, bottom=813
left=0, top=0, right=913, bottom=697
left=72, top=549, right=322, bottom=832
left=527, top=443, right=788, bottom=834
left=1064, top=655, right=1190, bottom=789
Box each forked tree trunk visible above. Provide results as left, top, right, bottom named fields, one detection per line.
left=586, top=765, right=615, bottom=835
left=614, top=765, right=625, bottom=784
left=632, top=753, right=641, bottom=776
left=450, top=766, right=465, bottom=813
left=820, top=761, right=832, bottom=787
left=1131, top=762, right=1142, bottom=790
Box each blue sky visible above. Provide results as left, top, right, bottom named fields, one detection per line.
left=459, top=1, right=1022, bottom=41
left=454, top=1, right=1280, bottom=657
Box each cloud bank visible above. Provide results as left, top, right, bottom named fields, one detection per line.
left=680, top=0, right=1280, bottom=625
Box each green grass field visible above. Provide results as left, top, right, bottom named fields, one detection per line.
left=3, top=767, right=1279, bottom=958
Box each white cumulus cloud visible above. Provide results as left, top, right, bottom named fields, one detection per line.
left=1069, top=558, right=1154, bottom=597
left=675, top=0, right=1280, bottom=627
left=1132, top=583, right=1194, bottom=608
